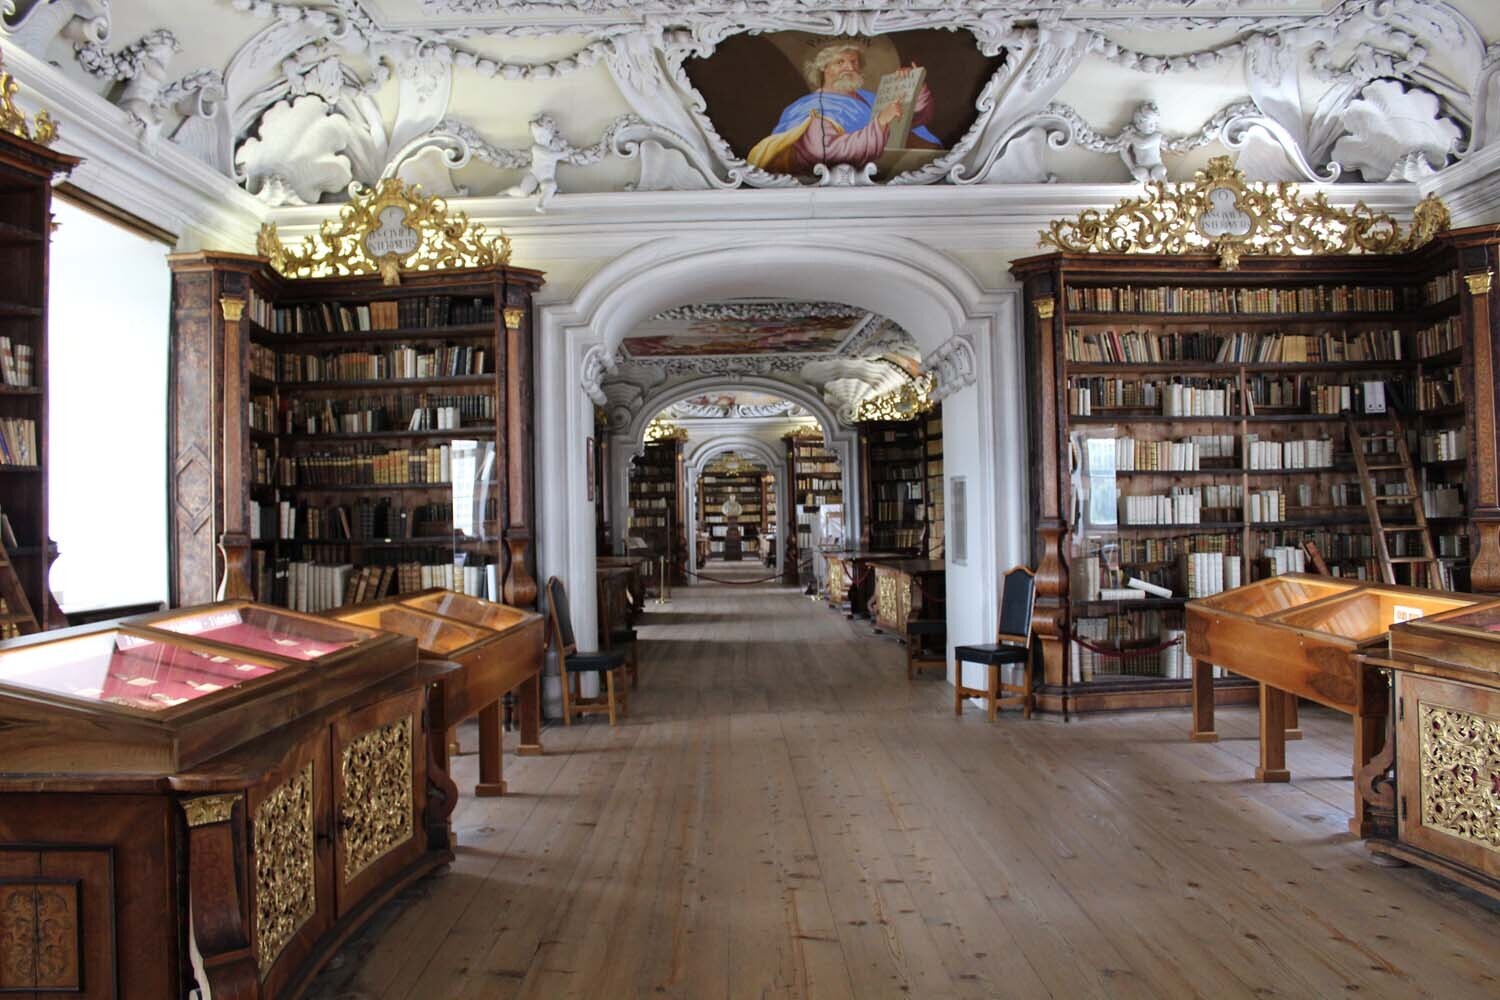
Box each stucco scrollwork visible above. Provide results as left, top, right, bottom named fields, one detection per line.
left=923, top=335, right=976, bottom=402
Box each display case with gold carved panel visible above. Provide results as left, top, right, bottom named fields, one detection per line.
left=872, top=559, right=944, bottom=634
left=1371, top=601, right=1500, bottom=898
left=330, top=590, right=545, bottom=801
left=0, top=600, right=452, bottom=999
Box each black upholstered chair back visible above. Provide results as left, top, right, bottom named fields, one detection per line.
left=998, top=566, right=1037, bottom=641
left=546, top=576, right=576, bottom=649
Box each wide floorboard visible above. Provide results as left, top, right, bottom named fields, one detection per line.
left=308, top=569, right=1500, bottom=999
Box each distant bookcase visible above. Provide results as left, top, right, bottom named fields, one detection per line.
left=629, top=439, right=686, bottom=583
left=784, top=432, right=843, bottom=582
left=700, top=466, right=762, bottom=557
left=168, top=254, right=543, bottom=611
left=860, top=419, right=926, bottom=552
left=0, top=129, right=77, bottom=630
left=1013, top=232, right=1500, bottom=714
left=924, top=407, right=944, bottom=559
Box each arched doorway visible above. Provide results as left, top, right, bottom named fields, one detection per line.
left=536, top=236, right=1025, bottom=684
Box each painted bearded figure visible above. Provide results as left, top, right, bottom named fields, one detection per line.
left=748, top=40, right=938, bottom=175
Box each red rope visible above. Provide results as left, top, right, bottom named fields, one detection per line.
left=1070, top=634, right=1183, bottom=657
left=682, top=567, right=787, bottom=585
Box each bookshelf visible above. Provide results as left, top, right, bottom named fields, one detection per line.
left=1013, top=231, right=1500, bottom=714
left=762, top=470, right=777, bottom=566
left=924, top=407, right=944, bottom=559
left=0, top=128, right=77, bottom=630
left=628, top=439, right=686, bottom=583
left=168, top=254, right=544, bottom=611
left=860, top=419, right=926, bottom=553
left=699, top=458, right=763, bottom=561
left=784, top=431, right=843, bottom=583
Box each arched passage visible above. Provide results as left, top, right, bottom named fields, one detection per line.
left=536, top=234, right=1026, bottom=684
left=683, top=435, right=789, bottom=577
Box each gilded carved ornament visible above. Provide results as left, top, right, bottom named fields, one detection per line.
left=644, top=417, right=689, bottom=443
left=257, top=178, right=513, bottom=286
left=0, top=50, right=57, bottom=147
left=181, top=794, right=240, bottom=827
left=220, top=296, right=246, bottom=322
left=1040, top=156, right=1450, bottom=271
left=1466, top=272, right=1494, bottom=297
left=856, top=372, right=935, bottom=423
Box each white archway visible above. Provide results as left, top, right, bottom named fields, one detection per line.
left=536, top=233, right=1026, bottom=688
left=682, top=435, right=788, bottom=578
left=608, top=375, right=855, bottom=554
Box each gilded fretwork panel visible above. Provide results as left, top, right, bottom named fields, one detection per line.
left=340, top=716, right=414, bottom=883
left=254, top=762, right=316, bottom=977
left=1419, top=702, right=1500, bottom=850
left=875, top=573, right=898, bottom=623
left=828, top=562, right=849, bottom=604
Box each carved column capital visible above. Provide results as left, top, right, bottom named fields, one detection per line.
left=219, top=295, right=246, bottom=321
left=1466, top=271, right=1493, bottom=296
left=1034, top=296, right=1056, bottom=320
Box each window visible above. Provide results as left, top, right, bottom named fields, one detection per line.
left=47, top=199, right=170, bottom=612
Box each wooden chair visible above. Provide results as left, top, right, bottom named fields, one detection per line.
left=953, top=566, right=1038, bottom=720
left=546, top=576, right=629, bottom=725
left=905, top=617, right=946, bottom=679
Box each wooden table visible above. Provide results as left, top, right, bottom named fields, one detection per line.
left=1186, top=575, right=1479, bottom=836
left=331, top=590, right=545, bottom=800
left=872, top=559, right=945, bottom=634
left=825, top=550, right=906, bottom=618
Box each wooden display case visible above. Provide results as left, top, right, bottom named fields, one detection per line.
left=1186, top=576, right=1481, bottom=834
left=872, top=559, right=945, bottom=634
left=1365, top=602, right=1500, bottom=899
left=331, top=589, right=544, bottom=800
left=0, top=602, right=450, bottom=999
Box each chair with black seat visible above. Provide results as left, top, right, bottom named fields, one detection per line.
left=546, top=576, right=629, bottom=725
left=953, top=566, right=1037, bottom=720
left=905, top=617, right=946, bottom=680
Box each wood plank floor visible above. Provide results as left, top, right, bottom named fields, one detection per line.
left=308, top=568, right=1500, bottom=999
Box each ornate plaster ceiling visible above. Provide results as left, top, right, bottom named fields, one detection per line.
left=6, top=1, right=1500, bottom=204
left=598, top=298, right=921, bottom=432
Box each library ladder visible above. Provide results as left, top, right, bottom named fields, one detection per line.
left=1344, top=411, right=1444, bottom=588
left=0, top=545, right=40, bottom=635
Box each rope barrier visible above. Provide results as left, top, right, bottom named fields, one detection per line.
left=681, top=567, right=788, bottom=586
left=1069, top=633, right=1182, bottom=657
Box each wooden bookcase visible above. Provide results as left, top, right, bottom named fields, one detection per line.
left=0, top=129, right=77, bottom=631
left=628, top=439, right=686, bottom=583
left=700, top=463, right=762, bottom=560
left=167, top=254, right=544, bottom=611
left=1012, top=230, right=1500, bottom=714
left=762, top=470, right=777, bottom=566
left=860, top=419, right=926, bottom=552
left=924, top=406, right=944, bottom=560
left=784, top=432, right=843, bottom=582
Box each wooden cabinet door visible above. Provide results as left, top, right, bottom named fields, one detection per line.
left=246, top=730, right=333, bottom=999
left=330, top=690, right=426, bottom=917
left=1396, top=673, right=1500, bottom=881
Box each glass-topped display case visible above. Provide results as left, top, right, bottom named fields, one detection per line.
left=1386, top=598, right=1500, bottom=676
left=0, top=601, right=416, bottom=774
left=400, top=588, right=533, bottom=634
left=327, top=590, right=546, bottom=799
left=1274, top=586, right=1474, bottom=643
left=1193, top=575, right=1358, bottom=619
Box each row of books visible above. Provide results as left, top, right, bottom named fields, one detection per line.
left=1104, top=434, right=1236, bottom=471
left=797, top=477, right=842, bottom=492
left=1416, top=318, right=1461, bottom=359
left=870, top=446, right=923, bottom=462
left=1307, top=381, right=1387, bottom=415
left=1245, top=373, right=1393, bottom=411
left=1418, top=372, right=1463, bottom=411
left=1420, top=428, right=1466, bottom=463
left=1162, top=383, right=1236, bottom=417
left=1064, top=284, right=1398, bottom=315
left=266, top=556, right=496, bottom=613
left=275, top=445, right=456, bottom=486
left=0, top=418, right=36, bottom=466
left=250, top=293, right=495, bottom=334
left=277, top=345, right=489, bottom=383
left=252, top=495, right=497, bottom=542
left=282, top=393, right=494, bottom=435
left=1424, top=486, right=1465, bottom=518
left=796, top=461, right=841, bottom=476
left=1244, top=436, right=1335, bottom=470
left=1247, top=489, right=1288, bottom=523
left=1214, top=329, right=1403, bottom=364
left=250, top=395, right=275, bottom=432
left=0, top=337, right=35, bottom=387
left=1120, top=491, right=1206, bottom=526
left=1423, top=270, right=1459, bottom=305
left=1263, top=545, right=1307, bottom=576
left=1184, top=551, right=1244, bottom=598
left=872, top=481, right=923, bottom=501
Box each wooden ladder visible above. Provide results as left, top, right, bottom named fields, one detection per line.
left=0, top=544, right=39, bottom=636
left=1345, top=411, right=1445, bottom=588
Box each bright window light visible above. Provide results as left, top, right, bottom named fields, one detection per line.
left=47, top=199, right=169, bottom=613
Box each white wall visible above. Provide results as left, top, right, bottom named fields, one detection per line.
left=47, top=200, right=171, bottom=612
